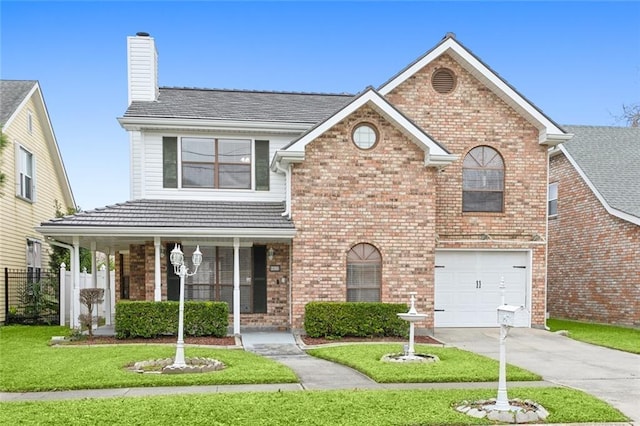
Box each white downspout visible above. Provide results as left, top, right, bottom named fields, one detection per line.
left=274, top=162, right=291, bottom=218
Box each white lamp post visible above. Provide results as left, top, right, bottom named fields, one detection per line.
left=169, top=243, right=202, bottom=368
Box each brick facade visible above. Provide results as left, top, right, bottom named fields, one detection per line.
left=290, top=106, right=438, bottom=330
left=385, top=55, right=549, bottom=327
left=548, top=153, right=640, bottom=326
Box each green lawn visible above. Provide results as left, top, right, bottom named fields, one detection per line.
left=0, top=387, right=628, bottom=425
left=307, top=344, right=540, bottom=382
left=0, top=326, right=297, bottom=392
left=548, top=318, right=640, bottom=354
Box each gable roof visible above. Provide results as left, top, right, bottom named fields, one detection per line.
left=379, top=34, right=572, bottom=146
left=560, top=125, right=640, bottom=225
left=0, top=80, right=38, bottom=126
left=274, top=87, right=457, bottom=170
left=0, top=80, right=75, bottom=209
left=120, top=87, right=354, bottom=132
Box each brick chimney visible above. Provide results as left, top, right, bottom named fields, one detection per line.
left=127, top=32, right=158, bottom=105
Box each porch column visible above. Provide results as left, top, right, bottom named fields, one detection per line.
left=59, top=263, right=66, bottom=326
left=104, top=248, right=112, bottom=325
left=233, top=237, right=240, bottom=335
left=72, top=236, right=81, bottom=329
left=154, top=237, right=161, bottom=301
left=90, top=241, right=97, bottom=288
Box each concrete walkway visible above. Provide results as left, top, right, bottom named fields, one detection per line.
left=434, top=327, right=640, bottom=424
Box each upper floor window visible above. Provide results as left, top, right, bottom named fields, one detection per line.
left=548, top=182, right=558, bottom=217
left=182, top=138, right=251, bottom=189
left=462, top=146, right=504, bottom=213
left=346, top=243, right=381, bottom=302
left=17, top=145, right=35, bottom=201
left=163, top=137, right=269, bottom=191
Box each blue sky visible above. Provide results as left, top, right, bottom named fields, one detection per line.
left=2, top=1, right=639, bottom=211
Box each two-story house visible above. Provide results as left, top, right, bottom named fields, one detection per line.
left=1, top=80, right=76, bottom=324
left=548, top=125, right=639, bottom=327
left=39, top=33, right=571, bottom=334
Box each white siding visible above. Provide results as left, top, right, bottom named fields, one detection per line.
left=132, top=131, right=292, bottom=202
left=127, top=35, right=158, bottom=104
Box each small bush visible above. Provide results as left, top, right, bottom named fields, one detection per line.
left=115, top=301, right=228, bottom=339
left=304, top=302, right=409, bottom=338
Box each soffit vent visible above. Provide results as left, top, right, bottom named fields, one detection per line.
left=432, top=68, right=456, bottom=94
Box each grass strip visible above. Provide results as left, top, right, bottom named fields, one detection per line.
left=0, top=387, right=627, bottom=425
left=547, top=318, right=640, bottom=354
left=0, top=326, right=297, bottom=392
left=307, top=344, right=540, bottom=382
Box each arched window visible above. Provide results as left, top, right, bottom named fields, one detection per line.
left=462, top=146, right=504, bottom=212
left=346, top=243, right=381, bottom=302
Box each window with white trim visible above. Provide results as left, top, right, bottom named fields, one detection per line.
left=26, top=239, right=42, bottom=282
left=163, top=137, right=269, bottom=191
left=17, top=145, right=35, bottom=201
left=462, top=146, right=504, bottom=212
left=347, top=243, right=381, bottom=302
left=548, top=182, right=558, bottom=217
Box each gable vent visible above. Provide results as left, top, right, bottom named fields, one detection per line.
left=432, top=68, right=456, bottom=94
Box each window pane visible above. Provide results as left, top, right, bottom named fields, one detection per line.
left=548, top=183, right=558, bottom=200
left=219, top=164, right=251, bottom=189
left=182, top=138, right=214, bottom=162
left=347, top=288, right=380, bottom=302
left=548, top=199, right=558, bottom=216
left=463, top=169, right=504, bottom=190
left=183, top=163, right=214, bottom=187
left=463, top=191, right=503, bottom=212
left=218, top=139, right=251, bottom=163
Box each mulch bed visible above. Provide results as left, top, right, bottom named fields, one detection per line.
left=59, top=334, right=441, bottom=346
left=300, top=335, right=442, bottom=346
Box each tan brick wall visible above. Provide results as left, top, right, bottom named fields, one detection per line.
left=290, top=106, right=438, bottom=330
left=548, top=154, right=640, bottom=326
left=385, top=55, right=549, bottom=327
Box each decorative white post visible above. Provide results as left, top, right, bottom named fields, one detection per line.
left=154, top=237, right=161, bottom=301
left=495, top=322, right=511, bottom=410
left=104, top=251, right=112, bottom=325
left=168, top=244, right=202, bottom=368
left=59, top=263, right=66, bottom=326
left=233, top=237, right=240, bottom=335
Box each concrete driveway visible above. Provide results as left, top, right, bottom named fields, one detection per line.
left=434, top=327, right=640, bottom=423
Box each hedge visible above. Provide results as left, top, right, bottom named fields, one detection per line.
left=304, top=302, right=410, bottom=338
left=115, top=301, right=228, bottom=339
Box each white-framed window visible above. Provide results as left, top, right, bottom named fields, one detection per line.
left=26, top=239, right=42, bottom=282
left=16, top=144, right=35, bottom=201
left=548, top=182, right=558, bottom=217
left=462, top=145, right=504, bottom=213
left=346, top=243, right=382, bottom=302
left=163, top=136, right=269, bottom=191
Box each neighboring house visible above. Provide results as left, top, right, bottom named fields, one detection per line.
left=0, top=80, right=75, bottom=324
left=548, top=125, right=639, bottom=327
left=38, top=33, right=571, bottom=334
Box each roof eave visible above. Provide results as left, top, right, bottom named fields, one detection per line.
left=36, top=225, right=297, bottom=239
left=117, top=116, right=313, bottom=135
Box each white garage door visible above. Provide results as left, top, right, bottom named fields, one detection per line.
left=434, top=251, right=530, bottom=327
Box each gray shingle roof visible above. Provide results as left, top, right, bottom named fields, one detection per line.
left=563, top=125, right=640, bottom=219
left=124, top=87, right=355, bottom=124
left=0, top=80, right=37, bottom=125
left=40, top=199, right=294, bottom=229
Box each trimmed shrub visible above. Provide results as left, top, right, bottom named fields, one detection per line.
left=304, top=302, right=409, bottom=338
left=115, top=301, right=228, bottom=339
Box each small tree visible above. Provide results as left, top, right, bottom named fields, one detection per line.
left=79, top=288, right=104, bottom=337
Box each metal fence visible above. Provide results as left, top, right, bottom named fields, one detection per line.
left=4, top=268, right=60, bottom=325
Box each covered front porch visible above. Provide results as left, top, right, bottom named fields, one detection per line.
left=37, top=199, right=295, bottom=334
